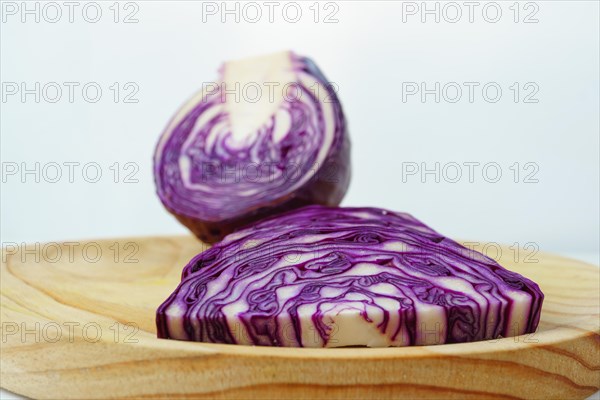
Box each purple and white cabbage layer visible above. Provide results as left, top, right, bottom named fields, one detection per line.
left=154, top=52, right=350, bottom=243
left=157, top=206, right=544, bottom=347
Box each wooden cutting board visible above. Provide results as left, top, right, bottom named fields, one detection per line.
left=1, top=236, right=598, bottom=399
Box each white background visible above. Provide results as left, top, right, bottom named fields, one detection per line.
left=2, top=1, right=599, bottom=255
left=1, top=1, right=599, bottom=399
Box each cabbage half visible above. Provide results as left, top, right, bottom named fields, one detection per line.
left=154, top=52, right=350, bottom=243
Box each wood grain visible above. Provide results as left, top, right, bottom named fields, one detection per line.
left=1, top=236, right=598, bottom=399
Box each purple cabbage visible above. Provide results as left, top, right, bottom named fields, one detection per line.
left=156, top=205, right=544, bottom=347
left=154, top=51, right=350, bottom=243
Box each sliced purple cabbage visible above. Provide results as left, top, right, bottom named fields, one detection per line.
left=154, top=51, right=350, bottom=243
left=156, top=206, right=544, bottom=347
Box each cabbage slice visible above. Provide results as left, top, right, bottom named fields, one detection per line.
left=156, top=206, right=544, bottom=347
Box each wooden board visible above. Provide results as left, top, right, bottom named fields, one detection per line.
left=1, top=236, right=598, bottom=399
